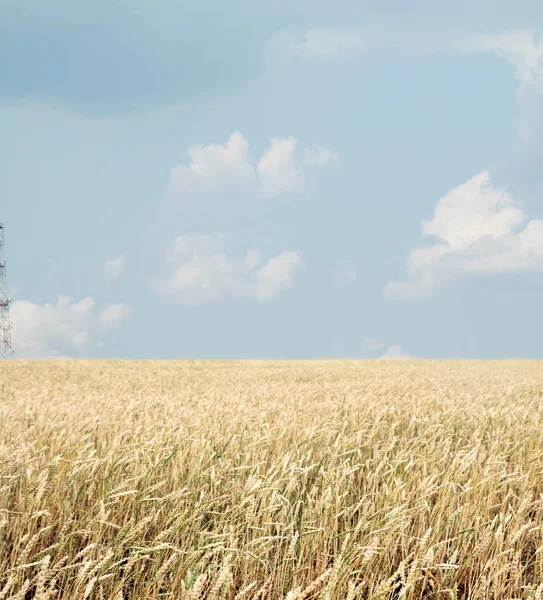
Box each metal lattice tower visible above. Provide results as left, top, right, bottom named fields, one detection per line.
left=0, top=223, right=13, bottom=358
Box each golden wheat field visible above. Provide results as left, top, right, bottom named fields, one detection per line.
left=1, top=360, right=543, bottom=599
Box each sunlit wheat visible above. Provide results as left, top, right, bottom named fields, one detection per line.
left=1, top=359, right=542, bottom=598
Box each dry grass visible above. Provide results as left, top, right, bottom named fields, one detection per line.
left=1, top=359, right=543, bottom=599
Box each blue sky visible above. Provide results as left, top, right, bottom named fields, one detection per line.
left=2, top=0, right=543, bottom=358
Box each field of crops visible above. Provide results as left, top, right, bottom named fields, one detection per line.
left=1, top=360, right=543, bottom=599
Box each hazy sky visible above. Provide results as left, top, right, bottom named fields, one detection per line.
left=2, top=0, right=543, bottom=359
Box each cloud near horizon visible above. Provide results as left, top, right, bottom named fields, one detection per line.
left=11, top=295, right=131, bottom=358
left=378, top=345, right=417, bottom=360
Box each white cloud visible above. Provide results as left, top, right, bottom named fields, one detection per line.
left=98, top=303, right=132, bottom=329
left=159, top=133, right=333, bottom=304
left=166, top=131, right=337, bottom=200
left=160, top=234, right=303, bottom=304
left=11, top=296, right=131, bottom=358
left=257, top=137, right=306, bottom=197
left=385, top=171, right=543, bottom=298
left=252, top=250, right=303, bottom=301
left=378, top=345, right=417, bottom=360
left=103, top=254, right=125, bottom=281
left=168, top=131, right=256, bottom=193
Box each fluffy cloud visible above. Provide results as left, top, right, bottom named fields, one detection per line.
left=257, top=136, right=305, bottom=197
left=385, top=171, right=543, bottom=298
left=251, top=249, right=303, bottom=301
left=159, top=132, right=334, bottom=306
left=168, top=131, right=256, bottom=193
left=166, top=131, right=338, bottom=200
left=10, top=295, right=131, bottom=358
left=103, top=254, right=125, bottom=281
left=160, top=234, right=302, bottom=304
left=98, top=303, right=132, bottom=329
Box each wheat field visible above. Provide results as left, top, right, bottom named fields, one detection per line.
left=1, top=360, right=543, bottom=599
